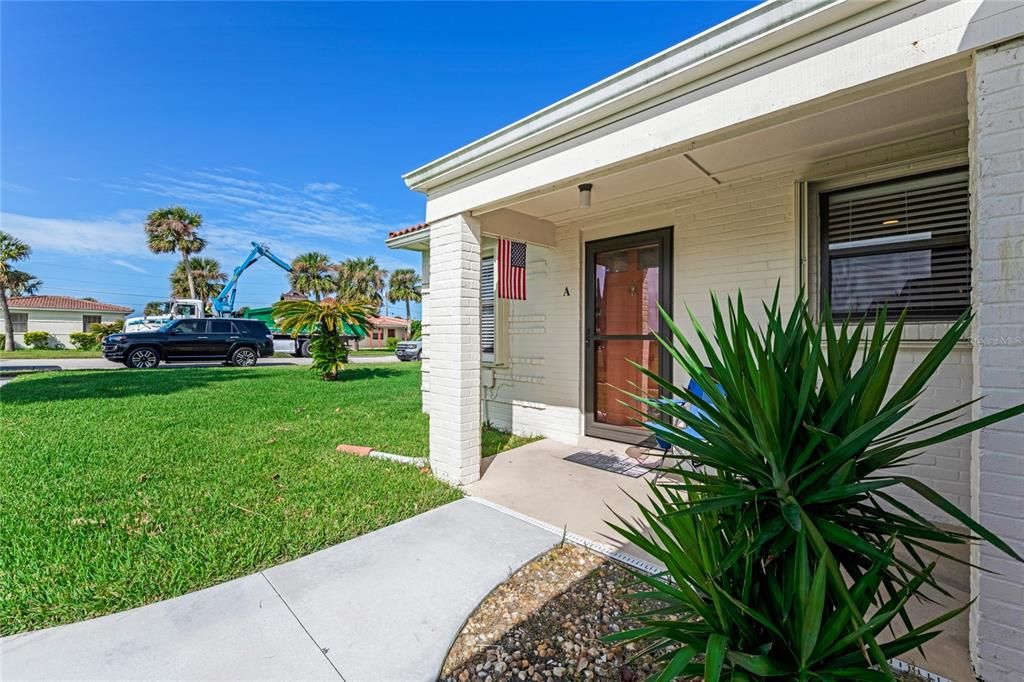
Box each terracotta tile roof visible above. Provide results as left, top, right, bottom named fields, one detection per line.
left=386, top=223, right=428, bottom=239
left=369, top=316, right=411, bottom=327
left=8, top=295, right=133, bottom=313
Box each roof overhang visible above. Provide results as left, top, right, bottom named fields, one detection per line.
left=385, top=225, right=431, bottom=251
left=402, top=0, right=923, bottom=195
left=11, top=307, right=131, bottom=314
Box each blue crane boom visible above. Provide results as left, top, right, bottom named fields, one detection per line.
left=211, top=241, right=292, bottom=316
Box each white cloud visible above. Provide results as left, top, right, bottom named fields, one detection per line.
left=0, top=210, right=150, bottom=256
left=2, top=169, right=419, bottom=280
left=111, top=259, right=148, bottom=274
left=304, top=182, right=342, bottom=194
left=123, top=169, right=397, bottom=246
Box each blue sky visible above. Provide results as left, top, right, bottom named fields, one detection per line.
left=1, top=1, right=755, bottom=315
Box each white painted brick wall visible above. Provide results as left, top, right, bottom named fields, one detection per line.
left=969, top=37, right=1024, bottom=682
left=419, top=250, right=431, bottom=414
left=427, top=214, right=482, bottom=484
left=479, top=133, right=975, bottom=522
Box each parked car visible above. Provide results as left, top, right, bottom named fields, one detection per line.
left=103, top=318, right=275, bottom=369
left=395, top=340, right=422, bottom=361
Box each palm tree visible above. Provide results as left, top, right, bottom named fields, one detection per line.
left=0, top=231, right=42, bottom=351
left=145, top=206, right=206, bottom=300
left=144, top=301, right=167, bottom=316
left=272, top=297, right=372, bottom=380
left=334, top=257, right=387, bottom=312
left=387, top=268, right=422, bottom=320
left=290, top=251, right=335, bottom=302
left=170, top=257, right=227, bottom=310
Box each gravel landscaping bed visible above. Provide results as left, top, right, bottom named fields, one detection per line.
left=440, top=543, right=661, bottom=682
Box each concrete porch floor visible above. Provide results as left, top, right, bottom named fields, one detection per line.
left=467, top=439, right=973, bottom=682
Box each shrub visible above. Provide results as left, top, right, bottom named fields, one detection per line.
left=272, top=298, right=372, bottom=381
left=386, top=336, right=399, bottom=351
left=69, top=332, right=99, bottom=350
left=611, top=290, right=1024, bottom=681
left=22, top=331, right=55, bottom=349
left=410, top=319, right=422, bottom=340
left=88, top=320, right=123, bottom=344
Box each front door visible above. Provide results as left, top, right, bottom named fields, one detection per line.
left=584, top=227, right=672, bottom=443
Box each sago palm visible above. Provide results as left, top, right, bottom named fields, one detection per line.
left=611, top=289, right=1024, bottom=681
left=145, top=206, right=206, bottom=300
left=290, top=251, right=335, bottom=302
left=0, top=231, right=41, bottom=351
left=170, top=257, right=226, bottom=310
left=387, top=268, right=422, bottom=320
left=272, top=297, right=372, bottom=380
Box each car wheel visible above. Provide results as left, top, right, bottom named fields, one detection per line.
left=126, top=347, right=160, bottom=369
left=231, top=346, right=258, bottom=367
left=299, top=340, right=312, bottom=357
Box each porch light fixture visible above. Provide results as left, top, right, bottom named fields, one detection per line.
left=578, top=183, right=593, bottom=209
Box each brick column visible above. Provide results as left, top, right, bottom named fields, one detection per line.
left=427, top=213, right=482, bottom=484
left=969, top=37, right=1024, bottom=682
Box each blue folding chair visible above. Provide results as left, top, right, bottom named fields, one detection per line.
left=646, top=377, right=720, bottom=451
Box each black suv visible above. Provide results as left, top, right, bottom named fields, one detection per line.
left=103, top=318, right=275, bottom=369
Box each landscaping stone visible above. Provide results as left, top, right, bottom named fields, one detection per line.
left=440, top=544, right=664, bottom=682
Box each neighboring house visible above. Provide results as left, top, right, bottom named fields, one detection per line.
left=387, top=1, right=1024, bottom=679
left=355, top=316, right=411, bottom=349
left=0, top=296, right=133, bottom=347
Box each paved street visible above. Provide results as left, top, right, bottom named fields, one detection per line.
left=0, top=354, right=400, bottom=374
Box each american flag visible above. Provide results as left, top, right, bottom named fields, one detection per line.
left=497, top=239, right=527, bottom=300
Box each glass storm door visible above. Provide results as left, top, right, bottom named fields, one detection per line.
left=584, top=227, right=673, bottom=443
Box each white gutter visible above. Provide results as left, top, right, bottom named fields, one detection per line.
left=403, top=0, right=918, bottom=194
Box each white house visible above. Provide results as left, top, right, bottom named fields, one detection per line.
left=388, top=1, right=1024, bottom=678
left=1, top=295, right=133, bottom=347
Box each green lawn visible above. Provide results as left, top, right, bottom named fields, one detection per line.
left=0, top=348, right=102, bottom=359
left=351, top=348, right=396, bottom=356
left=1, top=362, right=507, bottom=634
left=483, top=427, right=541, bottom=456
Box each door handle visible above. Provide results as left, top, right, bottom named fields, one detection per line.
left=228, top=336, right=239, bottom=340
left=197, top=336, right=208, bottom=339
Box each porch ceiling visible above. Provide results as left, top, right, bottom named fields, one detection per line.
left=493, top=71, right=967, bottom=226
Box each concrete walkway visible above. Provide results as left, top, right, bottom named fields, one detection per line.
left=0, top=500, right=557, bottom=681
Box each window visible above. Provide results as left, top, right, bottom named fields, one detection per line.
left=209, top=319, right=238, bottom=334
left=481, top=255, right=496, bottom=362
left=11, top=312, right=28, bottom=333
left=82, top=315, right=102, bottom=332
left=821, top=168, right=971, bottom=321
left=174, top=319, right=207, bottom=334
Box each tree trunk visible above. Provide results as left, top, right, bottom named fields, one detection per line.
left=182, top=252, right=197, bottom=299
left=1, top=288, right=15, bottom=351
left=405, top=298, right=410, bottom=321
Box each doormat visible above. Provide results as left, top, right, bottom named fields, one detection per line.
left=564, top=451, right=647, bottom=478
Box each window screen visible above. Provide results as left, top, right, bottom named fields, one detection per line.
left=11, top=313, right=28, bottom=333
left=822, top=168, right=971, bottom=321
left=82, top=315, right=102, bottom=332
left=481, top=255, right=496, bottom=358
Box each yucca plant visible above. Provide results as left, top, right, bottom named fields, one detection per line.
left=273, top=297, right=372, bottom=380
left=610, top=290, right=1024, bottom=681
